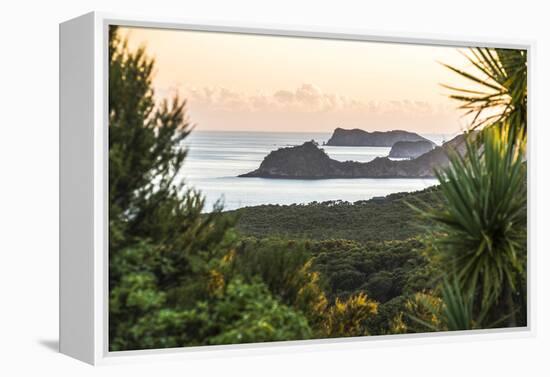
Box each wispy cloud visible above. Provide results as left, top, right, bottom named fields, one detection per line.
left=155, top=83, right=464, bottom=133
left=173, top=83, right=450, bottom=115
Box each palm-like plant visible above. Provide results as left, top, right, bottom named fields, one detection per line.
left=439, top=277, right=478, bottom=331
left=442, top=48, right=527, bottom=135
left=424, top=123, right=526, bottom=324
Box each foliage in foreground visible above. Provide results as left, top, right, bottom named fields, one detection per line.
left=403, top=277, right=483, bottom=332
left=108, top=26, right=313, bottom=350
left=111, top=276, right=313, bottom=350
left=442, top=47, right=527, bottom=133
left=423, top=124, right=526, bottom=316
left=418, top=47, right=528, bottom=328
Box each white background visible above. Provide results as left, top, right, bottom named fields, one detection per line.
left=0, top=0, right=548, bottom=375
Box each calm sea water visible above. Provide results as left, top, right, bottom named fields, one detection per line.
left=179, top=131, right=446, bottom=211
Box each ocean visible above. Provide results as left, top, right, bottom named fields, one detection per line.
left=179, top=131, right=447, bottom=211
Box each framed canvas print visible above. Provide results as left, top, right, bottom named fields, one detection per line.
left=59, top=12, right=533, bottom=365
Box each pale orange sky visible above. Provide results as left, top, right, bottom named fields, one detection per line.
left=120, top=26, right=478, bottom=135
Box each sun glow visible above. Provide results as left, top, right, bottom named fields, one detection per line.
left=121, top=26, right=475, bottom=134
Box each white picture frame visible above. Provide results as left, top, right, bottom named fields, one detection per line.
left=59, top=11, right=536, bottom=365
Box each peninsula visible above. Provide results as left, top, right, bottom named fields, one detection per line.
left=239, top=134, right=467, bottom=179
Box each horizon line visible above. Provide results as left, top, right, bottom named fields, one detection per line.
left=190, top=128, right=459, bottom=136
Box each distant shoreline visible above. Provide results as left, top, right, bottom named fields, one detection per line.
left=186, top=129, right=454, bottom=145
left=211, top=183, right=440, bottom=214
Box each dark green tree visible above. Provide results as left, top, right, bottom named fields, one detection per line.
left=108, top=26, right=235, bottom=349
left=108, top=24, right=236, bottom=281
left=108, top=27, right=316, bottom=350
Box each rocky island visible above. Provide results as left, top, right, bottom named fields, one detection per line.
left=240, top=134, right=467, bottom=179
left=389, top=140, right=435, bottom=159
left=325, top=128, right=432, bottom=147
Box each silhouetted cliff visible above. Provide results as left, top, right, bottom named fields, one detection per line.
left=326, top=128, right=432, bottom=146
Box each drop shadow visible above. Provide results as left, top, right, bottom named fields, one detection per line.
left=38, top=339, right=59, bottom=353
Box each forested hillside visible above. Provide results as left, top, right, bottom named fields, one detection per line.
left=231, top=187, right=443, bottom=242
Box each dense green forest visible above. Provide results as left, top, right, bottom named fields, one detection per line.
left=108, top=26, right=528, bottom=351
left=231, top=188, right=444, bottom=242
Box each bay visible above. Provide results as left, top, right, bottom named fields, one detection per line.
left=179, top=131, right=446, bottom=211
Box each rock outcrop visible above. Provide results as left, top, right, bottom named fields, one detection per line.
left=240, top=134, right=468, bottom=179
left=389, top=140, right=435, bottom=159
left=325, top=128, right=432, bottom=147
left=239, top=141, right=340, bottom=179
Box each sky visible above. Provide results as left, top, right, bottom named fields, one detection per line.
left=120, top=26, right=479, bottom=135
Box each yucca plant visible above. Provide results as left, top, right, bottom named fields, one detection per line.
left=442, top=47, right=527, bottom=136
left=438, top=276, right=479, bottom=331
left=422, top=123, right=526, bottom=326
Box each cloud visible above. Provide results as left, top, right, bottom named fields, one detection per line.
left=294, top=84, right=322, bottom=107
left=153, top=83, right=465, bottom=133
left=169, top=83, right=455, bottom=120
left=273, top=89, right=295, bottom=104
